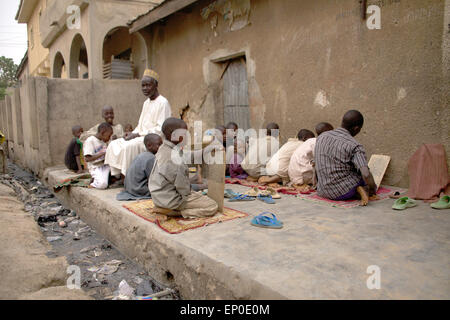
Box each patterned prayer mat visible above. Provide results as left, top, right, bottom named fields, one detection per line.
left=295, top=186, right=403, bottom=209
left=123, top=200, right=248, bottom=234
left=226, top=178, right=406, bottom=208
left=225, top=178, right=318, bottom=195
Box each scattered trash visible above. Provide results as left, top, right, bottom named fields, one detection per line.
left=68, top=211, right=77, bottom=217
left=37, top=214, right=58, bottom=225
left=2, top=162, right=178, bottom=301
left=94, top=249, right=102, bottom=257
left=87, top=260, right=123, bottom=275
left=47, top=236, right=62, bottom=242
left=78, top=221, right=87, bottom=228
left=77, top=226, right=91, bottom=234
left=112, top=280, right=135, bottom=300
left=93, top=273, right=108, bottom=285
left=137, top=288, right=175, bottom=300
left=136, top=280, right=154, bottom=296
left=87, top=266, right=100, bottom=273
left=80, top=245, right=98, bottom=254
left=101, top=241, right=112, bottom=250
left=64, top=217, right=77, bottom=224
left=133, top=276, right=143, bottom=285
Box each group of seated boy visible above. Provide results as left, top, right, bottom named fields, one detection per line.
left=65, top=107, right=377, bottom=220
left=65, top=109, right=218, bottom=218
left=216, top=109, right=377, bottom=206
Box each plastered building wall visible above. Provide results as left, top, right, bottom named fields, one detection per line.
left=139, top=0, right=449, bottom=187
left=0, top=78, right=145, bottom=175
left=27, top=0, right=50, bottom=76
left=40, top=0, right=153, bottom=80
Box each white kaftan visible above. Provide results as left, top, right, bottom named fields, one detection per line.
left=105, top=95, right=171, bottom=176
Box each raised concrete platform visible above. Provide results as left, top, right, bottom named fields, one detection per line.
left=44, top=166, right=450, bottom=299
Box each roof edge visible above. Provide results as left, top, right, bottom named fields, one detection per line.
left=129, top=0, right=199, bottom=33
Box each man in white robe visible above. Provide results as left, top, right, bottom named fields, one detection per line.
left=105, top=69, right=171, bottom=176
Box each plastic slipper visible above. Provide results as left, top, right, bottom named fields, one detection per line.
left=392, top=197, right=417, bottom=210
left=430, top=195, right=450, bottom=209
left=224, top=189, right=238, bottom=198
left=257, top=194, right=275, bottom=204
left=243, top=187, right=260, bottom=197
left=228, top=194, right=256, bottom=202
left=259, top=212, right=283, bottom=225
left=389, top=191, right=402, bottom=199
left=251, top=212, right=283, bottom=229
left=266, top=187, right=281, bottom=199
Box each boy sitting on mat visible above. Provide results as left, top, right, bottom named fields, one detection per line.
left=288, top=122, right=334, bottom=190
left=241, top=122, right=280, bottom=182
left=123, top=133, right=162, bottom=198
left=149, top=118, right=218, bottom=218
left=259, top=129, right=315, bottom=186
left=315, top=110, right=377, bottom=206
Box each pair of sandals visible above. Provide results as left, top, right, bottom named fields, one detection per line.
left=251, top=212, right=283, bottom=229
left=228, top=193, right=276, bottom=204
left=226, top=187, right=280, bottom=204
left=392, top=195, right=450, bottom=210
left=246, top=187, right=281, bottom=204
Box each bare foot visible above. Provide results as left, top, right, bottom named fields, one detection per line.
left=369, top=195, right=380, bottom=201
left=293, top=184, right=310, bottom=193
left=357, top=186, right=369, bottom=206
left=246, top=176, right=258, bottom=182
left=155, top=214, right=169, bottom=222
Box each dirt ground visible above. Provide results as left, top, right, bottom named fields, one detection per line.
left=0, top=162, right=179, bottom=300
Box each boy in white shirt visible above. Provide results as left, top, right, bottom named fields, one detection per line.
left=84, top=122, right=113, bottom=189
left=288, top=122, right=334, bottom=188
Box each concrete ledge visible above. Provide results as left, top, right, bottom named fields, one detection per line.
left=44, top=166, right=450, bottom=299
left=45, top=166, right=285, bottom=299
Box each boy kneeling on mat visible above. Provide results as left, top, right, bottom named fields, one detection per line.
left=149, top=118, right=218, bottom=218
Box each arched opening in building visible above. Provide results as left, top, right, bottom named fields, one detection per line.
left=102, top=26, right=147, bottom=79
left=69, top=34, right=89, bottom=79
left=53, top=52, right=67, bottom=78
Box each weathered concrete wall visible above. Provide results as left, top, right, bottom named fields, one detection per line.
left=45, top=78, right=144, bottom=165
left=141, top=0, right=449, bottom=187
left=1, top=78, right=145, bottom=175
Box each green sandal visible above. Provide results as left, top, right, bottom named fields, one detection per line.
left=430, top=195, right=450, bottom=210
left=392, top=197, right=417, bottom=210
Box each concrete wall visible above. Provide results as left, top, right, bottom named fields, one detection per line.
left=0, top=78, right=145, bottom=175
left=139, top=0, right=449, bottom=187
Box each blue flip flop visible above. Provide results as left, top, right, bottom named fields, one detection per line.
left=224, top=189, right=239, bottom=198
left=229, top=194, right=256, bottom=202
left=257, top=194, right=275, bottom=204
left=251, top=212, right=283, bottom=229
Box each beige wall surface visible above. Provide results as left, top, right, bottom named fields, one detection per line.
left=44, top=0, right=152, bottom=80
left=45, top=79, right=145, bottom=166
left=27, top=0, right=50, bottom=76
left=0, top=78, right=145, bottom=175
left=140, top=0, right=449, bottom=187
